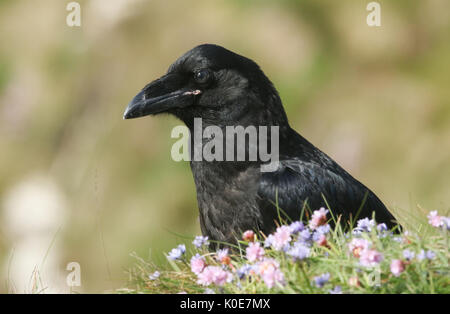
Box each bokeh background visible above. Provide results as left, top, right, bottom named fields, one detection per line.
left=0, top=0, right=449, bottom=293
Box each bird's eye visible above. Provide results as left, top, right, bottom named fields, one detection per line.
left=194, top=69, right=212, bottom=85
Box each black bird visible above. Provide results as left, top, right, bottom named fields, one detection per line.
left=124, top=44, right=397, bottom=244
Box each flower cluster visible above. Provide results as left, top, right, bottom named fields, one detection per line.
left=152, top=210, right=446, bottom=293
left=427, top=211, right=450, bottom=230
left=167, top=244, right=186, bottom=260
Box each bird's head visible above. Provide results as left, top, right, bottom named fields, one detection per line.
left=123, top=44, right=288, bottom=129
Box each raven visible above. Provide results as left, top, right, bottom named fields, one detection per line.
left=124, top=44, right=397, bottom=244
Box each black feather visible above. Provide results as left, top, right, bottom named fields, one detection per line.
left=125, top=44, right=398, bottom=244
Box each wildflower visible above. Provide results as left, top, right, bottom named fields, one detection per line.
left=426, top=250, right=436, bottom=259
left=257, top=258, right=285, bottom=288
left=287, top=242, right=310, bottom=261
left=309, top=208, right=329, bottom=230
left=236, top=264, right=252, bottom=279
left=329, top=286, right=342, bottom=294
left=313, top=273, right=330, bottom=288
left=167, top=244, right=186, bottom=260
left=390, top=259, right=405, bottom=277
left=264, top=234, right=274, bottom=248
left=348, top=238, right=371, bottom=258
left=246, top=242, right=265, bottom=262
left=352, top=227, right=364, bottom=236
left=190, top=254, right=206, bottom=275
left=204, top=288, right=216, bottom=294
left=402, top=249, right=415, bottom=261
left=377, top=223, right=388, bottom=232
left=315, top=234, right=328, bottom=247
left=271, top=225, right=292, bottom=251
left=418, top=250, right=436, bottom=261
left=315, top=224, right=331, bottom=235
left=359, top=249, right=383, bottom=267
left=289, top=221, right=305, bottom=233
left=197, top=266, right=232, bottom=286
left=356, top=218, right=375, bottom=232
left=313, top=224, right=330, bottom=244
left=149, top=271, right=160, bottom=280
left=443, top=217, right=450, bottom=230
left=299, top=229, right=313, bottom=246
left=178, top=244, right=186, bottom=253
left=427, top=211, right=443, bottom=228
left=242, top=230, right=255, bottom=242
left=348, top=276, right=360, bottom=287
left=193, top=235, right=209, bottom=248
left=216, top=248, right=231, bottom=265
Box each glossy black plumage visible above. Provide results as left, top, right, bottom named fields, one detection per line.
left=124, top=44, right=398, bottom=244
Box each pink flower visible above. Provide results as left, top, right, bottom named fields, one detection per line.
left=309, top=208, right=329, bottom=230
left=257, top=259, right=285, bottom=288
left=246, top=242, right=265, bottom=262
left=359, top=249, right=383, bottom=267
left=242, top=230, right=255, bottom=242
left=190, top=254, right=206, bottom=275
left=390, top=259, right=405, bottom=277
left=348, top=238, right=371, bottom=258
left=316, top=234, right=328, bottom=247
left=197, top=266, right=232, bottom=286
left=427, top=211, right=443, bottom=228
left=271, top=225, right=292, bottom=250
left=216, top=248, right=231, bottom=265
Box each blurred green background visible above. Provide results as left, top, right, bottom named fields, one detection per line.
left=0, top=0, right=449, bottom=293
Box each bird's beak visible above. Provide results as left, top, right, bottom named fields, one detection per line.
left=123, top=73, right=201, bottom=119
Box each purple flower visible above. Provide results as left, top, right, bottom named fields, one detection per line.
left=193, top=235, right=209, bottom=248
left=356, top=218, right=375, bottom=232
left=390, top=259, right=405, bottom=277
left=313, top=273, right=330, bottom=288
left=236, top=264, right=252, bottom=279
left=264, top=234, right=274, bottom=248
left=190, top=254, right=206, bottom=275
left=426, top=250, right=436, bottom=260
left=309, top=208, right=329, bottom=230
left=299, top=229, right=312, bottom=246
left=178, top=244, right=186, bottom=253
left=377, top=223, right=388, bottom=232
left=403, top=249, right=415, bottom=261
left=204, top=288, right=215, bottom=294
left=271, top=225, right=292, bottom=251
left=167, top=244, right=186, bottom=260
left=352, top=227, right=364, bottom=236
left=246, top=242, right=265, bottom=262
left=329, top=286, right=342, bottom=294
left=257, top=258, right=285, bottom=288
left=287, top=242, right=310, bottom=261
left=359, top=249, right=383, bottom=267
left=313, top=224, right=331, bottom=242
left=417, top=249, right=435, bottom=261
left=289, top=221, right=305, bottom=233
left=443, top=217, right=450, bottom=230
left=149, top=271, right=160, bottom=280
left=197, top=266, right=232, bottom=286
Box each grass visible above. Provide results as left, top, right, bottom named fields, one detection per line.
left=121, top=207, right=449, bottom=294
